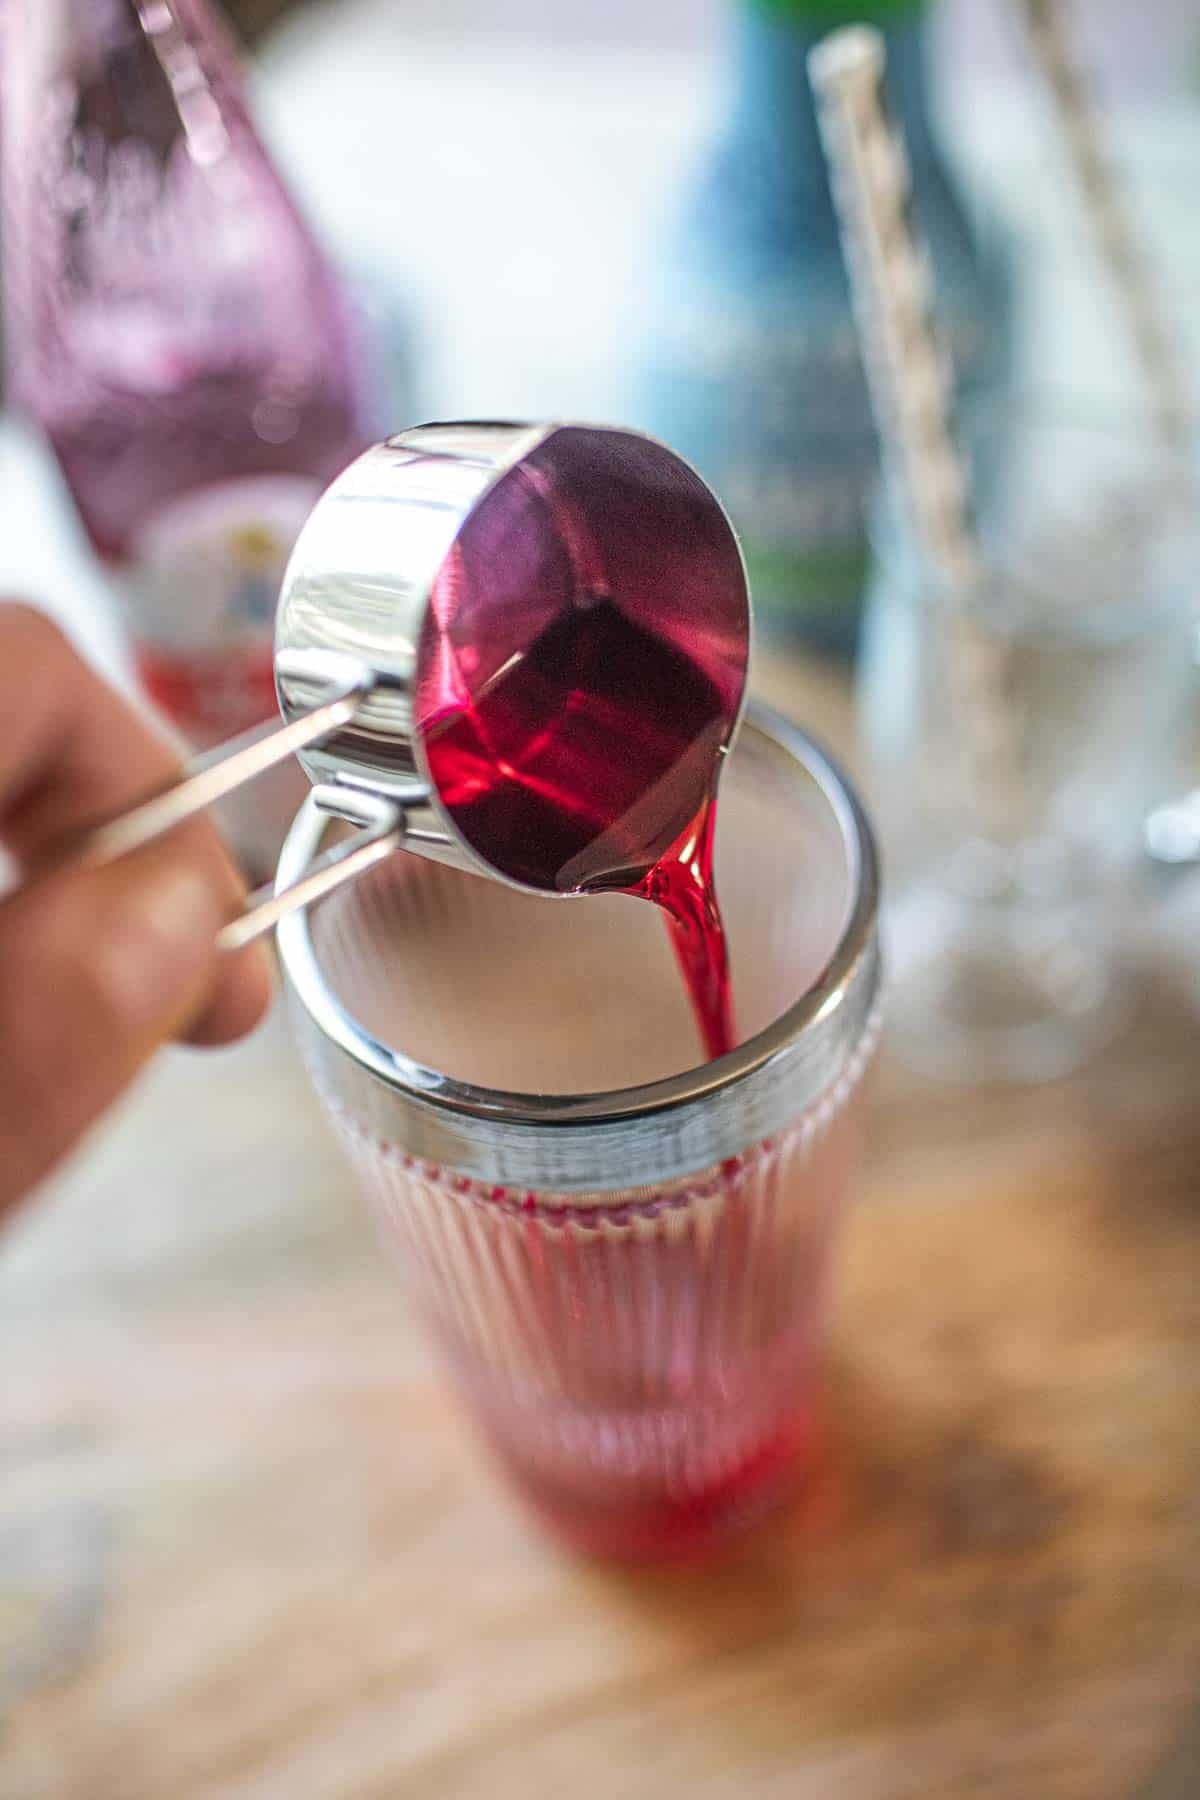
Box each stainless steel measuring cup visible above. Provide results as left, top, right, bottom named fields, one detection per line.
left=31, top=422, right=751, bottom=949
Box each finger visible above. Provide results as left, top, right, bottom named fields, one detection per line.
left=0, top=602, right=188, bottom=858
left=150, top=818, right=275, bottom=1048
left=0, top=603, right=272, bottom=1044
left=0, top=835, right=236, bottom=1214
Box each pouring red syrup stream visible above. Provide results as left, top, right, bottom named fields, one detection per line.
left=420, top=593, right=737, bottom=1060
left=631, top=790, right=731, bottom=1060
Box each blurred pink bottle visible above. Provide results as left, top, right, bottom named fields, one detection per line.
left=1, top=0, right=374, bottom=868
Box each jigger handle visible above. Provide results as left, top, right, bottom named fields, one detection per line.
left=81, top=649, right=375, bottom=867
left=14, top=650, right=408, bottom=950
left=219, top=785, right=405, bottom=953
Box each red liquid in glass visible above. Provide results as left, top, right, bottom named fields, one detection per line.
left=421, top=596, right=737, bottom=1059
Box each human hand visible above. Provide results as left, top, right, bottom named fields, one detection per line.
left=0, top=604, right=273, bottom=1217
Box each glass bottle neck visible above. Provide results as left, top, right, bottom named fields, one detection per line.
left=725, top=4, right=940, bottom=223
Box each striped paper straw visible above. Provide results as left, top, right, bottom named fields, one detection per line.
left=808, top=25, right=1023, bottom=835
left=1017, top=0, right=1192, bottom=456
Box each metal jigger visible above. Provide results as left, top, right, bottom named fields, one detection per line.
left=33, top=423, right=751, bottom=952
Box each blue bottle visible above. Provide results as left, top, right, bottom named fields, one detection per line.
left=635, top=0, right=1014, bottom=659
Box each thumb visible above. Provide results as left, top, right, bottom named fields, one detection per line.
left=0, top=838, right=230, bottom=1216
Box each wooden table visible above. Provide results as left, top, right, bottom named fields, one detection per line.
left=3, top=661, right=1200, bottom=1800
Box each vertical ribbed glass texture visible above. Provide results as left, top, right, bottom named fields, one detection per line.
left=287, top=719, right=879, bottom=1557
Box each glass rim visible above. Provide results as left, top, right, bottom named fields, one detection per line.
left=275, top=701, right=881, bottom=1140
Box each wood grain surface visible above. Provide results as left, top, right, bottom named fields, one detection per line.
left=2, top=661, right=1200, bottom=1800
